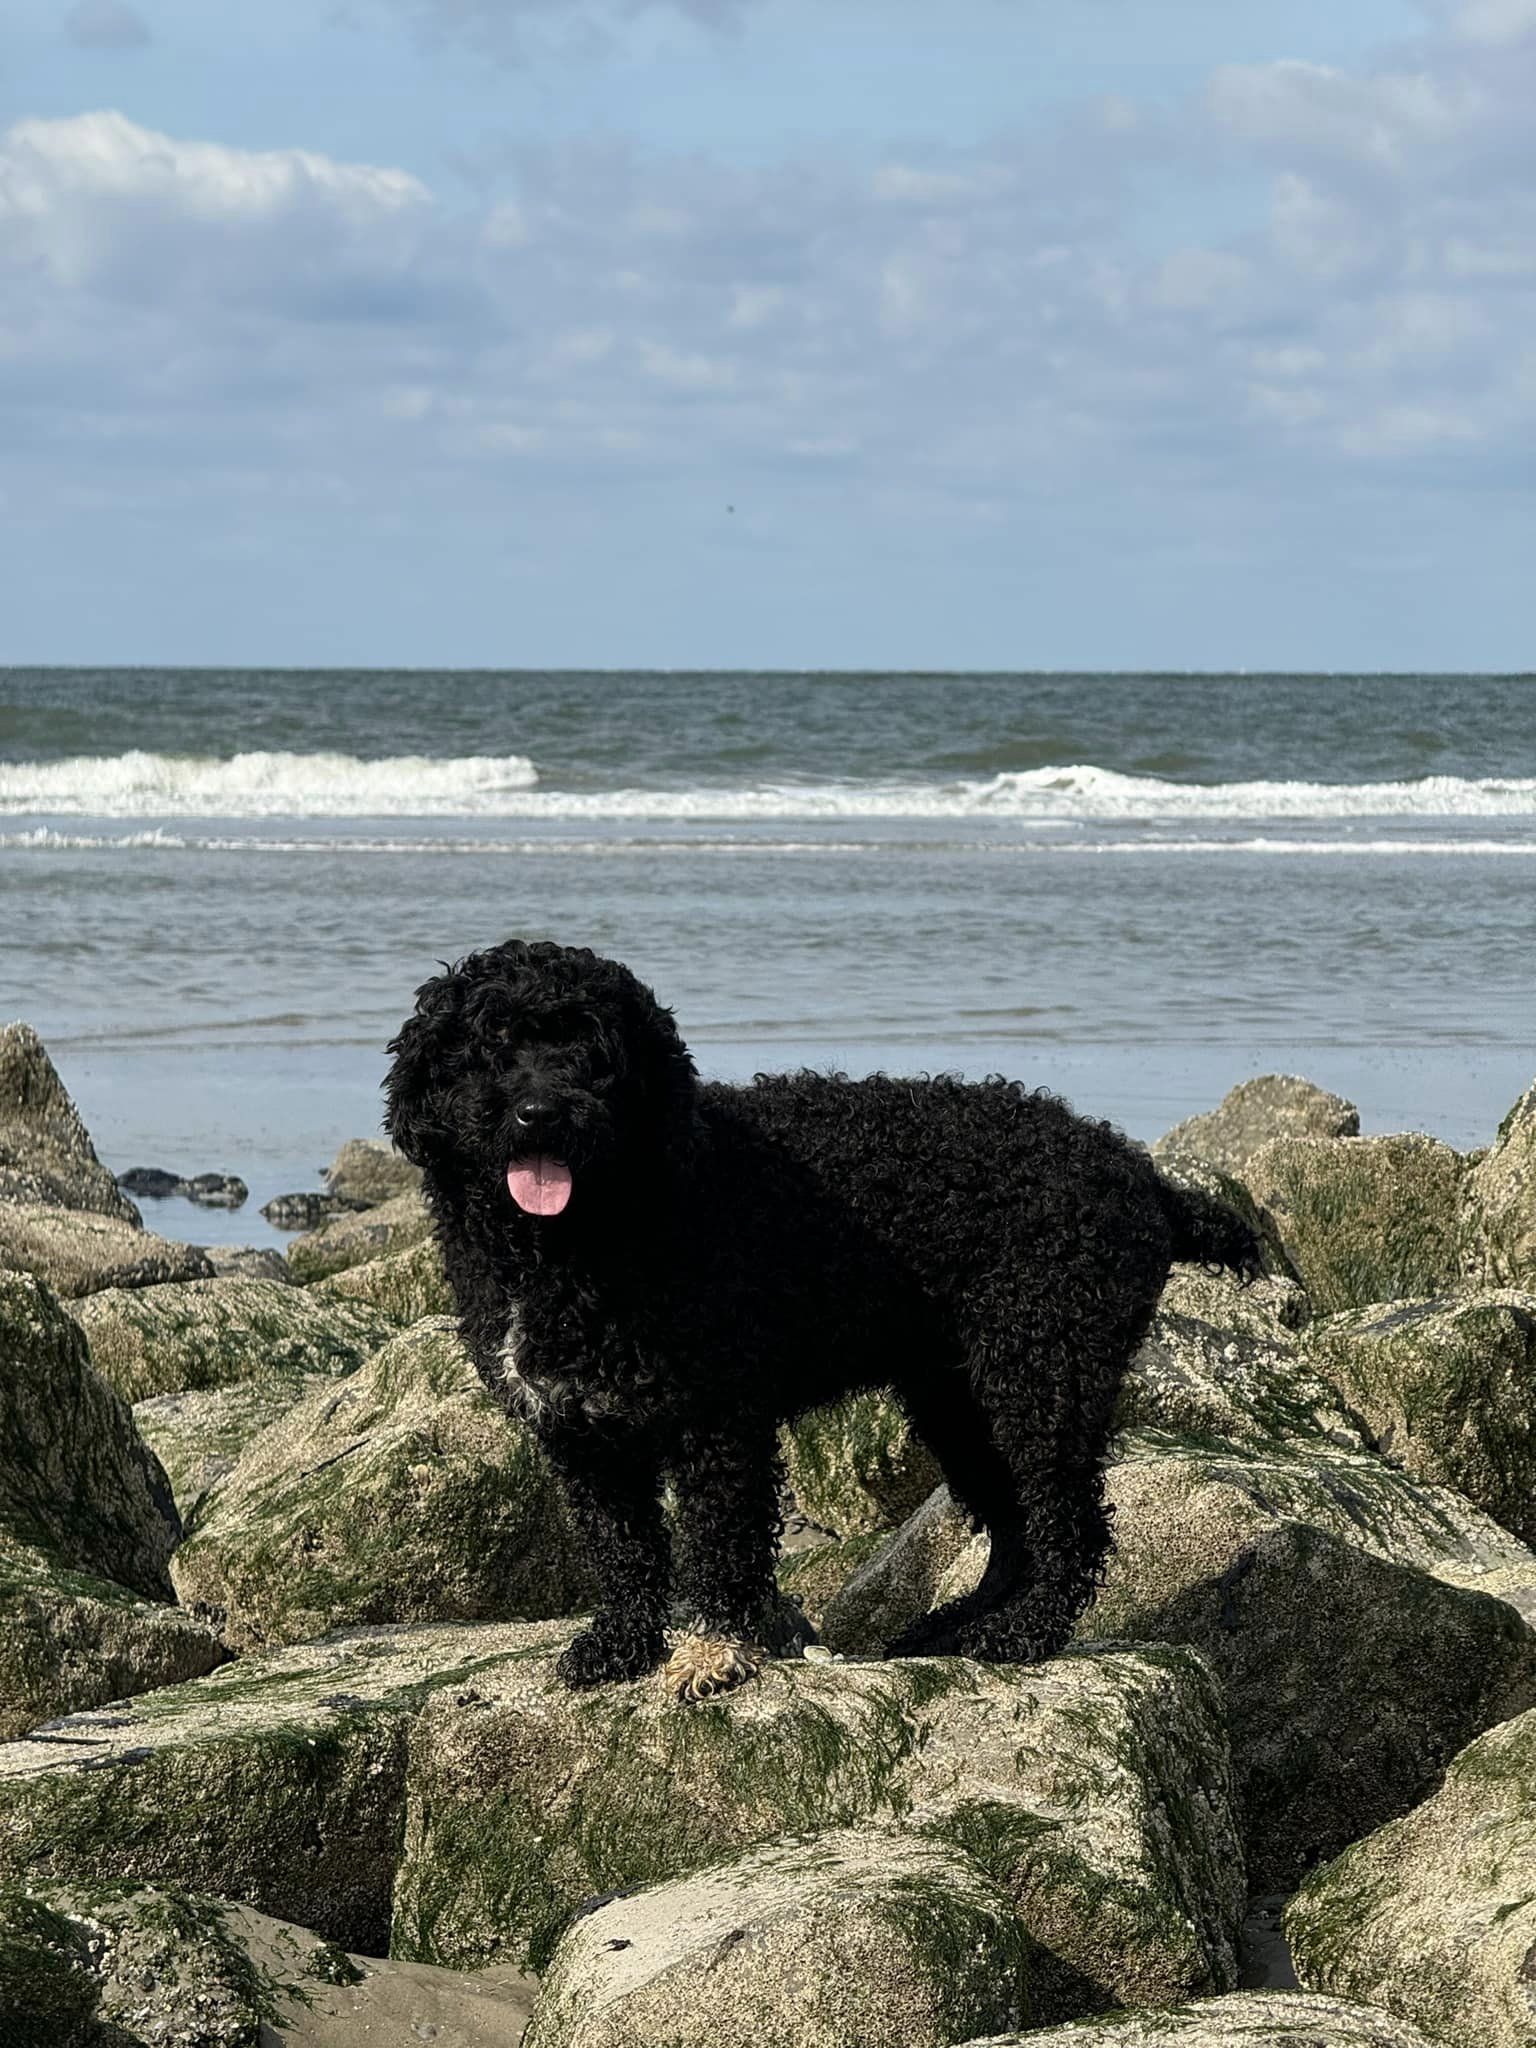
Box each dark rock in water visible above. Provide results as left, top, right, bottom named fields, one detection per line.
left=260, top=1191, right=354, bottom=1232
left=118, top=1167, right=185, bottom=1199
left=183, top=1173, right=248, bottom=1210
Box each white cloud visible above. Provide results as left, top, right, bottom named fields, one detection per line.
left=1453, top=0, right=1536, bottom=43
left=1207, top=59, right=1479, bottom=167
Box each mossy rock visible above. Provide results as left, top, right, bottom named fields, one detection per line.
left=1153, top=1156, right=1301, bottom=1283
left=325, top=1136, right=422, bottom=1210
left=1462, top=1077, right=1536, bottom=1290
left=1118, top=1293, right=1364, bottom=1451
left=314, top=1237, right=453, bottom=1326
left=1241, top=1133, right=1466, bottom=1314
left=526, top=1825, right=1034, bottom=2048
left=962, top=1988, right=1444, bottom=2046
left=0, top=1272, right=180, bottom=1601
left=69, top=1276, right=393, bottom=1405
left=132, top=1379, right=324, bottom=1530
left=0, top=1534, right=227, bottom=1742
left=285, top=1191, right=434, bottom=1284
left=827, top=1429, right=1536, bottom=1890
left=0, top=1207, right=212, bottom=1302
left=394, top=1638, right=1243, bottom=2027
left=1286, top=1701, right=1536, bottom=2048
left=775, top=1531, right=889, bottom=1630
left=0, top=1880, right=539, bottom=2045
left=170, top=1317, right=595, bottom=1649
left=782, top=1392, right=942, bottom=1538
left=1306, top=1291, right=1536, bottom=1547
left=0, top=1616, right=575, bottom=1956
left=0, top=1022, right=140, bottom=1224
left=1153, top=1074, right=1360, bottom=1174
left=0, top=1885, right=99, bottom=2044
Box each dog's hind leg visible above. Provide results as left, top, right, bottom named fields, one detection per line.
left=664, top=1419, right=784, bottom=1703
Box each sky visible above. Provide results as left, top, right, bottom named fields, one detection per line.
left=1, top=0, right=1534, bottom=669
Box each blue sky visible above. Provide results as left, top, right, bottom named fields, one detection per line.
left=2, top=0, right=1533, bottom=667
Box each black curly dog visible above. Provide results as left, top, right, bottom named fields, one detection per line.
left=385, top=939, right=1261, bottom=1691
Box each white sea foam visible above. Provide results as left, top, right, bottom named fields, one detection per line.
left=2, top=752, right=1536, bottom=823
left=0, top=750, right=539, bottom=818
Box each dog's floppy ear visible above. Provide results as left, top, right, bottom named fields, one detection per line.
left=383, top=977, right=460, bottom=1167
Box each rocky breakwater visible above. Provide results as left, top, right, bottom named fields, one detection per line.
left=4, top=1042, right=1536, bottom=2045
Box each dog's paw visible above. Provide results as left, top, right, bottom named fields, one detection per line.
left=556, top=1625, right=664, bottom=1690
left=663, top=1630, right=764, bottom=1704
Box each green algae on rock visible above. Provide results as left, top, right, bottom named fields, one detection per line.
left=0, top=1617, right=575, bottom=1956
left=0, top=1881, right=540, bottom=2047
left=1306, top=1290, right=1536, bottom=1547
left=393, top=1638, right=1243, bottom=2028
left=132, top=1378, right=328, bottom=1530
left=782, top=1391, right=942, bottom=1538
left=776, top=1530, right=889, bottom=1631
left=69, top=1276, right=395, bottom=1404
left=285, top=1191, right=434, bottom=1284
left=1462, top=1078, right=1536, bottom=1292
left=955, top=1987, right=1445, bottom=2047
left=0, top=1536, right=227, bottom=1743
left=0, top=1022, right=140, bottom=1225
left=826, top=1429, right=1536, bottom=1890
left=1286, top=1701, right=1536, bottom=2048
left=525, top=1825, right=1033, bottom=2048
left=0, top=1272, right=181, bottom=1602
left=314, top=1237, right=453, bottom=1326
left=1240, top=1133, right=1466, bottom=1315
left=0, top=1206, right=213, bottom=1301
left=169, top=1317, right=594, bottom=1649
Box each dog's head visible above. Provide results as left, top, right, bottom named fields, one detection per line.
left=384, top=941, right=697, bottom=1221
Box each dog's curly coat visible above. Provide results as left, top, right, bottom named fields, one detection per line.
left=385, top=939, right=1261, bottom=1693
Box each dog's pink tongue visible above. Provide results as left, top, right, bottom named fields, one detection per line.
left=507, top=1156, right=573, bottom=1216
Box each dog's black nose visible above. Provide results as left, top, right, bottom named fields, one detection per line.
left=514, top=1098, right=557, bottom=1131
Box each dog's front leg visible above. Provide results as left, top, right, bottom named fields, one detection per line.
left=664, top=1419, right=784, bottom=1703
left=542, top=1430, right=672, bottom=1689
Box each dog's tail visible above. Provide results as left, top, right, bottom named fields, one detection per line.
left=1156, top=1173, right=1266, bottom=1278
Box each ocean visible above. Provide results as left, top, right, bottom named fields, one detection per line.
left=2, top=669, right=1533, bottom=1247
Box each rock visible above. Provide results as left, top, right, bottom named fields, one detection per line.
left=201, top=1244, right=296, bottom=1284
left=1158, top=1263, right=1311, bottom=1337
left=1153, top=1074, right=1360, bottom=1173
left=957, top=1989, right=1444, bottom=2046
left=775, top=1530, right=889, bottom=1630
left=118, top=1166, right=184, bottom=1199
left=1241, top=1134, right=1466, bottom=1314
left=1116, top=1293, right=1365, bottom=1452
left=1462, top=1077, right=1536, bottom=1290
left=782, top=1391, right=943, bottom=1537
left=183, top=1172, right=248, bottom=1210
left=0, top=1535, right=227, bottom=1742
left=285, top=1190, right=434, bottom=1283
left=1286, top=1701, right=1536, bottom=2048
left=526, top=1826, right=1032, bottom=2048
left=170, top=1317, right=595, bottom=1648
left=0, top=1022, right=140, bottom=1224
left=0, top=1884, right=541, bottom=2048
left=314, top=1237, right=453, bottom=1325
left=0, top=1272, right=181, bottom=1601
left=326, top=1136, right=422, bottom=1210
left=0, top=1205, right=212, bottom=1300
left=825, top=1431, right=1536, bottom=1889
left=0, top=1616, right=575, bottom=1955
left=261, top=1190, right=358, bottom=1232
left=1306, top=1291, right=1536, bottom=1546
left=69, top=1277, right=394, bottom=1404
left=394, top=1637, right=1243, bottom=2028
left=133, top=1379, right=324, bottom=1528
